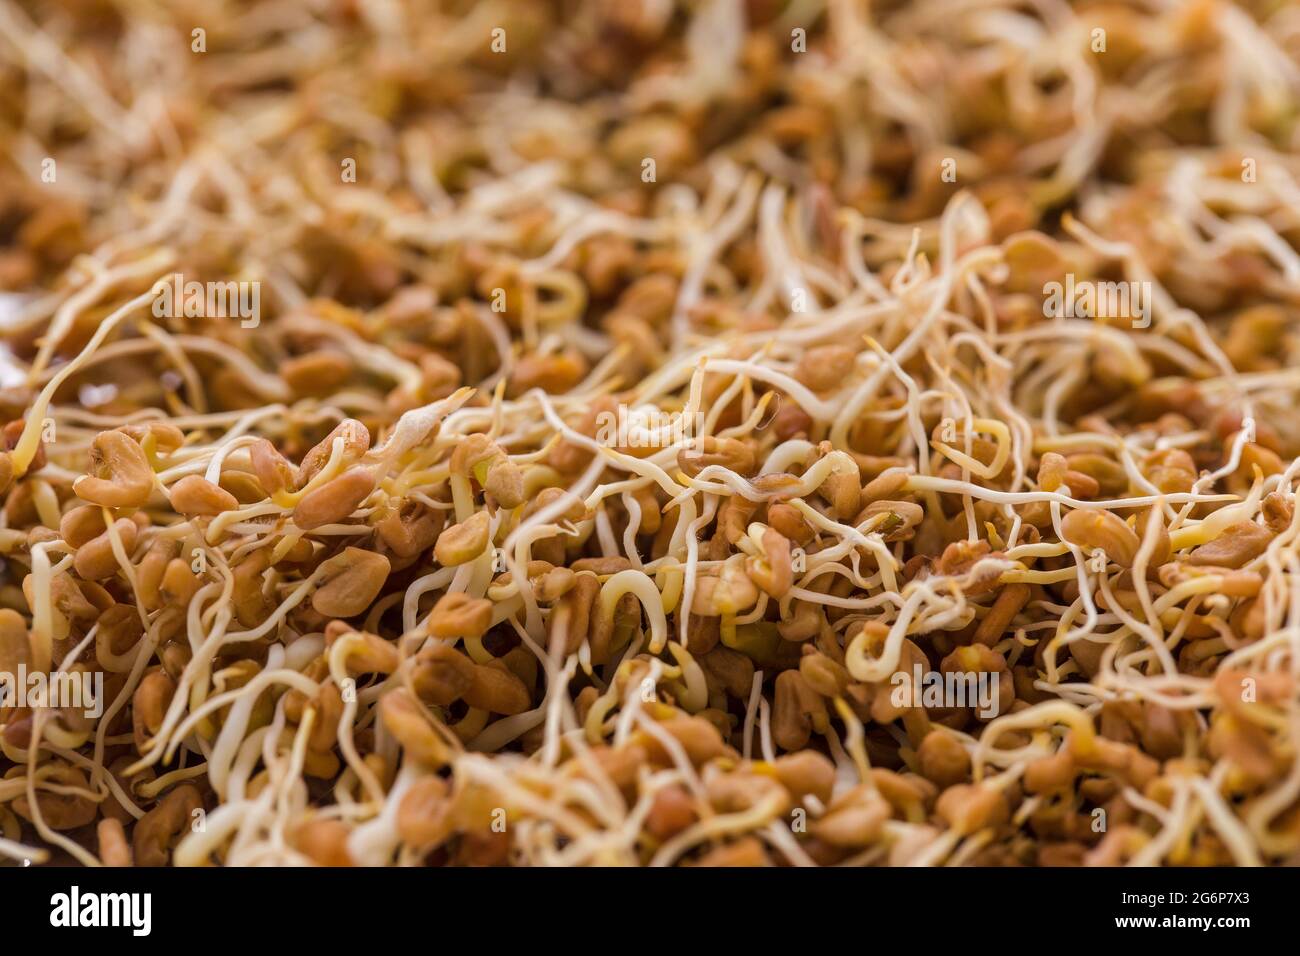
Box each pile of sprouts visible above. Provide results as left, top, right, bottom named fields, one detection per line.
left=1, top=0, right=1300, bottom=866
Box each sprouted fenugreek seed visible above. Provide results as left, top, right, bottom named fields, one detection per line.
left=0, top=0, right=1298, bottom=869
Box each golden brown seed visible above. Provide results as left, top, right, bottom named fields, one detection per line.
left=691, top=556, right=759, bottom=616
left=772, top=751, right=836, bottom=806
left=799, top=650, right=849, bottom=697
left=118, top=422, right=185, bottom=454
left=376, top=500, right=444, bottom=558
left=232, top=550, right=273, bottom=627
left=855, top=499, right=924, bottom=539
left=396, top=776, right=453, bottom=847
left=776, top=599, right=823, bottom=642
left=809, top=785, right=891, bottom=847
left=700, top=645, right=754, bottom=698
left=137, top=538, right=179, bottom=611
left=677, top=436, right=756, bottom=478
left=283, top=351, right=354, bottom=398
left=936, top=783, right=1008, bottom=835
left=532, top=566, right=576, bottom=602
left=0, top=608, right=31, bottom=676
left=508, top=349, right=589, bottom=395
left=1143, top=447, right=1197, bottom=495
left=74, top=430, right=154, bottom=507
left=312, top=548, right=391, bottom=617
left=411, top=644, right=476, bottom=706
left=448, top=433, right=497, bottom=477
left=484, top=458, right=524, bottom=509
left=250, top=438, right=296, bottom=495
left=327, top=625, right=401, bottom=675
left=569, top=556, right=631, bottom=575
left=434, top=510, right=491, bottom=566
left=380, top=689, right=451, bottom=767
left=297, top=419, right=371, bottom=486
left=132, top=669, right=176, bottom=752
left=646, top=785, right=697, bottom=840
left=73, top=518, right=138, bottom=581
left=973, top=583, right=1031, bottom=646
left=292, top=467, right=375, bottom=530
left=693, top=837, right=771, bottom=867
left=1059, top=508, right=1140, bottom=568
left=918, top=732, right=972, bottom=787
left=98, top=818, right=133, bottom=867
left=1036, top=452, right=1068, bottom=491
left=1188, top=520, right=1273, bottom=569
left=818, top=455, right=861, bottom=519
left=528, top=487, right=587, bottom=523
left=97, top=604, right=144, bottom=657
left=169, top=474, right=239, bottom=516
left=637, top=715, right=730, bottom=767
left=427, top=592, right=493, bottom=640
left=745, top=527, right=793, bottom=598
left=794, top=344, right=856, bottom=392
left=773, top=670, right=826, bottom=752
left=290, top=818, right=354, bottom=866
left=1064, top=453, right=1127, bottom=496
left=159, top=558, right=200, bottom=607
left=767, top=502, right=814, bottom=545
left=463, top=660, right=531, bottom=715
left=59, top=504, right=106, bottom=548
left=134, top=784, right=203, bottom=867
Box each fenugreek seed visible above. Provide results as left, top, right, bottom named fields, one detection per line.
left=462, top=660, right=531, bottom=715
left=59, top=504, right=106, bottom=548
left=1059, top=508, right=1140, bottom=568
left=74, top=430, right=154, bottom=508
left=484, top=457, right=524, bottom=509
left=1187, top=520, right=1273, bottom=569
left=383, top=691, right=452, bottom=770
left=169, top=474, right=239, bottom=515
left=312, top=548, right=392, bottom=617
left=297, top=419, right=371, bottom=488
left=973, top=583, right=1031, bottom=646
left=411, top=644, right=476, bottom=706
left=0, top=608, right=31, bottom=676
left=918, top=732, right=972, bottom=787
left=434, top=510, right=491, bottom=566
left=283, top=351, right=353, bottom=398
left=232, top=550, right=273, bottom=627
left=159, top=558, right=200, bottom=607
left=809, top=786, right=891, bottom=848
left=73, top=518, right=138, bottom=581
left=133, top=784, right=202, bottom=867
left=427, top=592, right=493, bottom=639
left=98, top=818, right=132, bottom=867
left=677, top=436, right=756, bottom=478
left=794, top=345, right=856, bottom=392
left=292, top=467, right=375, bottom=530
left=935, top=783, right=1008, bottom=835
left=290, top=818, right=354, bottom=866
left=250, top=438, right=296, bottom=495
left=799, top=650, right=849, bottom=697
left=375, top=500, right=444, bottom=558
left=745, top=527, right=793, bottom=598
